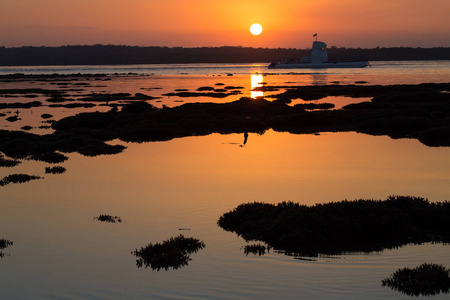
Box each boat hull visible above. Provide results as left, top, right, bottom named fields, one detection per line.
left=268, top=61, right=369, bottom=69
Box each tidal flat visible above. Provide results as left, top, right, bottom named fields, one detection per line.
left=1, top=68, right=450, bottom=299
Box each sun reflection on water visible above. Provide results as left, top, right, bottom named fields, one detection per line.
left=251, top=74, right=264, bottom=98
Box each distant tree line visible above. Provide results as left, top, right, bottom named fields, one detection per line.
left=0, top=45, right=449, bottom=66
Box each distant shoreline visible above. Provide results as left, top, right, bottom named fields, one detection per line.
left=1, top=45, right=449, bottom=66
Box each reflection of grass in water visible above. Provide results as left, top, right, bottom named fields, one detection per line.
left=218, top=196, right=450, bottom=256
left=94, top=214, right=122, bottom=223
left=132, top=235, right=205, bottom=271
left=0, top=174, right=41, bottom=186
left=382, top=263, right=450, bottom=296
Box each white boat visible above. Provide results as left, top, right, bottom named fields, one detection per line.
left=268, top=40, right=369, bottom=69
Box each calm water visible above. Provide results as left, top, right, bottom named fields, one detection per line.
left=1, top=62, right=450, bottom=299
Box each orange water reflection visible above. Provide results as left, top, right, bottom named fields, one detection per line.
left=1, top=130, right=450, bottom=299
left=250, top=74, right=264, bottom=98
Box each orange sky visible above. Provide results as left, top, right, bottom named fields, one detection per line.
left=1, top=0, right=449, bottom=48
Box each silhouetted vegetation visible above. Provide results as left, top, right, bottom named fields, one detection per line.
left=382, top=263, right=450, bottom=296
left=0, top=174, right=41, bottom=186
left=48, top=103, right=96, bottom=109
left=5, top=116, right=20, bottom=122
left=218, top=196, right=450, bottom=256
left=30, top=152, right=68, bottom=164
left=45, top=166, right=66, bottom=174
left=0, top=101, right=42, bottom=109
left=0, top=154, right=20, bottom=167
left=0, top=45, right=449, bottom=66
left=21, top=125, right=33, bottom=131
left=162, top=91, right=240, bottom=98
left=132, top=235, right=205, bottom=271
left=243, top=244, right=268, bottom=256
left=40, top=113, right=53, bottom=119
left=0, top=239, right=13, bottom=250
left=94, top=214, right=122, bottom=223
left=0, top=239, right=13, bottom=258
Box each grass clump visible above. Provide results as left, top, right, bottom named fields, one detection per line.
left=382, top=263, right=450, bottom=296
left=0, top=239, right=13, bottom=250
left=30, top=152, right=68, bottom=163
left=0, top=154, right=21, bottom=167
left=41, top=113, right=53, bottom=119
left=45, top=166, right=66, bottom=174
left=94, top=214, right=122, bottom=223
left=0, top=239, right=13, bottom=258
left=243, top=243, right=268, bottom=256
left=132, top=235, right=205, bottom=271
left=218, top=196, right=450, bottom=256
left=0, top=174, right=41, bottom=186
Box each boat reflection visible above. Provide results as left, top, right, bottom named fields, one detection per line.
left=251, top=74, right=264, bottom=98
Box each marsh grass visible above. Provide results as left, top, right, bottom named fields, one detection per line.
left=218, top=196, right=450, bottom=256
left=132, top=235, right=205, bottom=271
left=0, top=154, right=21, bottom=167
left=0, top=239, right=13, bottom=258
left=21, top=125, right=33, bottom=131
left=45, top=166, right=66, bottom=174
left=30, top=152, right=68, bottom=164
left=94, top=214, right=122, bottom=223
left=0, top=239, right=13, bottom=250
left=6, top=116, right=20, bottom=122
left=0, top=174, right=42, bottom=186
left=243, top=243, right=268, bottom=256
left=382, top=263, right=450, bottom=296
left=40, top=113, right=53, bottom=119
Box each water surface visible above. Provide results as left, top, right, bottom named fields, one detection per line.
left=0, top=62, right=450, bottom=299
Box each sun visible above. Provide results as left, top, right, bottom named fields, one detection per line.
left=250, top=23, right=263, bottom=36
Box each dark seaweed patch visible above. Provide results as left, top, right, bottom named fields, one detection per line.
left=0, top=174, right=41, bottom=186
left=46, top=95, right=73, bottom=103
left=0, top=154, right=21, bottom=167
left=0, top=239, right=13, bottom=250
left=45, top=166, right=66, bottom=174
left=94, top=214, right=122, bottom=223
left=30, top=152, right=68, bottom=164
left=162, top=91, right=230, bottom=98
left=382, top=263, right=450, bottom=296
left=49, top=103, right=96, bottom=109
left=0, top=101, right=42, bottom=109
left=0, top=239, right=13, bottom=258
left=41, top=114, right=53, bottom=119
left=6, top=116, right=20, bottom=122
left=243, top=244, right=268, bottom=256
left=132, top=235, right=205, bottom=271
left=197, top=86, right=214, bottom=91
left=21, top=125, right=33, bottom=131
left=218, top=196, right=450, bottom=256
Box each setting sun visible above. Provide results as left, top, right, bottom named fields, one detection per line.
left=250, top=23, right=263, bottom=36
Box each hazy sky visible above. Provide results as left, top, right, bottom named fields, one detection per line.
left=1, top=0, right=449, bottom=48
